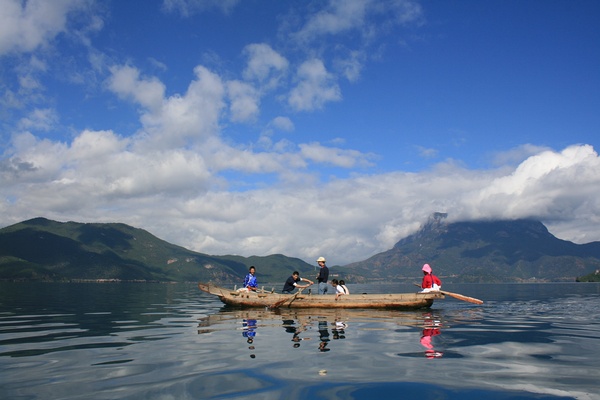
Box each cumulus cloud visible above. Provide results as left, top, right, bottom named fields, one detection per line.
left=0, top=0, right=86, bottom=55
left=460, top=145, right=600, bottom=222
left=270, top=116, right=294, bottom=132
left=171, top=144, right=600, bottom=263
left=242, top=43, right=289, bottom=89
left=226, top=80, right=260, bottom=123
left=288, top=59, right=341, bottom=111
left=2, top=119, right=600, bottom=265
left=107, top=65, right=166, bottom=111
left=106, top=64, right=226, bottom=150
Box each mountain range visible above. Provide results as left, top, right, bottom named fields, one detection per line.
left=343, top=213, right=600, bottom=283
left=0, top=217, right=313, bottom=285
left=1, top=215, right=599, bottom=283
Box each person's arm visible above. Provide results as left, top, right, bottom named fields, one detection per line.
left=298, top=277, right=314, bottom=288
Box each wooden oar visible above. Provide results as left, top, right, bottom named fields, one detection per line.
left=270, top=287, right=306, bottom=309
left=414, top=284, right=483, bottom=305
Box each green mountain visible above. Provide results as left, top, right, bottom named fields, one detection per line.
left=3, top=215, right=600, bottom=284
left=341, top=213, right=600, bottom=283
left=0, top=217, right=313, bottom=284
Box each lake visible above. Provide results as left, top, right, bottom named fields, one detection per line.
left=1, top=282, right=599, bottom=399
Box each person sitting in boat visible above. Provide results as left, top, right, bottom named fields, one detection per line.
left=420, top=264, right=442, bottom=292
left=238, top=266, right=258, bottom=292
left=332, top=279, right=349, bottom=300
left=339, top=280, right=349, bottom=295
left=282, top=271, right=313, bottom=294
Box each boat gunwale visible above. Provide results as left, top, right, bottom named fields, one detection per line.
left=198, top=282, right=443, bottom=310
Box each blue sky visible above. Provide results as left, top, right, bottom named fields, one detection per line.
left=1, top=0, right=599, bottom=265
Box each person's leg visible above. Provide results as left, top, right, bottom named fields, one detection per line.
left=319, top=282, right=328, bottom=294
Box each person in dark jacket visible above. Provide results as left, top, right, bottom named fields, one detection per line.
left=282, top=271, right=313, bottom=294
left=315, top=256, right=329, bottom=294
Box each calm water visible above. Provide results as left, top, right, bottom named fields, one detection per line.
left=1, top=282, right=599, bottom=400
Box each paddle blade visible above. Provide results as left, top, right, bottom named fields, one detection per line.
left=442, top=290, right=484, bottom=305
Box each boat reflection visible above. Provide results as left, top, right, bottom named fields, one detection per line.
left=198, top=307, right=447, bottom=358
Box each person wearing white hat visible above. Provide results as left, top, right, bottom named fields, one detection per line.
left=315, top=257, right=329, bottom=294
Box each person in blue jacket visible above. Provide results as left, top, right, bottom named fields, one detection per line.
left=238, top=266, right=258, bottom=292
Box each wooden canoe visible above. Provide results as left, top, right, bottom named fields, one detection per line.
left=198, top=282, right=444, bottom=310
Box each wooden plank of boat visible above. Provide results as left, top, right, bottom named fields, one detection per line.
left=198, top=282, right=443, bottom=310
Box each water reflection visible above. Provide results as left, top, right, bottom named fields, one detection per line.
left=197, top=307, right=446, bottom=358
left=332, top=320, right=347, bottom=340
left=242, top=318, right=257, bottom=358
left=420, top=312, right=443, bottom=358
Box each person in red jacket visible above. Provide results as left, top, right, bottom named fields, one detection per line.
left=420, top=263, right=442, bottom=292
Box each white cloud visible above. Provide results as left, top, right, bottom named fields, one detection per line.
left=299, top=142, right=374, bottom=168
left=270, top=116, right=294, bottom=132
left=459, top=145, right=600, bottom=222
left=242, top=43, right=289, bottom=89
left=288, top=59, right=341, bottom=111
left=226, top=80, right=260, bottom=123
left=296, top=0, right=369, bottom=41
left=0, top=0, right=85, bottom=55
left=69, top=129, right=128, bottom=161
left=107, top=65, right=166, bottom=111
left=17, top=108, right=58, bottom=131
left=2, top=114, right=600, bottom=264
left=107, top=64, right=226, bottom=150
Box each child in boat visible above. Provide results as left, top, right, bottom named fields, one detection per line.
left=339, top=280, right=349, bottom=295
left=332, top=279, right=349, bottom=300
left=420, top=264, right=442, bottom=292
left=238, top=266, right=258, bottom=292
